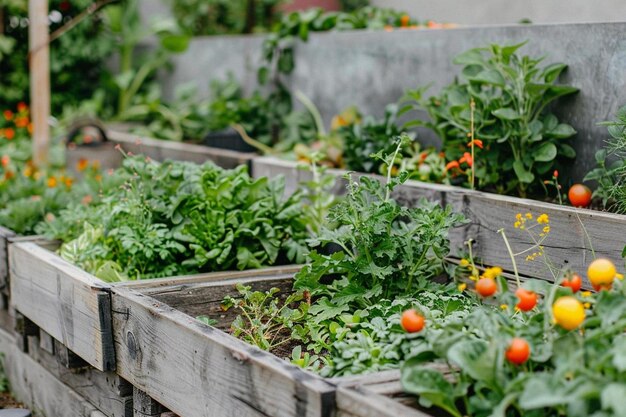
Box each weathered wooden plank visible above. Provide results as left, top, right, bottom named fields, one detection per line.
left=112, top=282, right=336, bottom=417
left=133, top=387, right=165, bottom=417
left=107, top=130, right=257, bottom=169
left=0, top=328, right=102, bottom=417
left=26, top=331, right=133, bottom=417
left=0, top=226, right=16, bottom=298
left=9, top=242, right=115, bottom=371
left=335, top=386, right=430, bottom=417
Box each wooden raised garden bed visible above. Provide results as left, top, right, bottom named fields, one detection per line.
left=110, top=271, right=335, bottom=417
left=9, top=239, right=300, bottom=373
left=253, top=156, right=626, bottom=287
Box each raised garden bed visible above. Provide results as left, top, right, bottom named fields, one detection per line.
left=253, top=156, right=626, bottom=287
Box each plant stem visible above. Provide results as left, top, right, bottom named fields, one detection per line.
left=574, top=210, right=596, bottom=259
left=498, top=228, right=521, bottom=287
left=385, top=140, right=403, bottom=202
left=470, top=99, right=476, bottom=189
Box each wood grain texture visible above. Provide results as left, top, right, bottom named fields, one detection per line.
left=107, top=130, right=257, bottom=170
left=0, top=226, right=16, bottom=298
left=27, top=330, right=133, bottom=417
left=252, top=156, right=626, bottom=285
left=0, top=328, right=102, bottom=417
left=9, top=241, right=115, bottom=371
left=112, top=281, right=336, bottom=417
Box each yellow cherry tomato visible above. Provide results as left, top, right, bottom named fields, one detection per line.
left=587, top=258, right=617, bottom=290
left=553, top=296, right=585, bottom=330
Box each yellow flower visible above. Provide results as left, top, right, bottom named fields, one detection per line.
left=525, top=212, right=533, bottom=219
left=617, top=273, right=624, bottom=281
left=459, top=259, right=469, bottom=267
left=47, top=177, right=57, bottom=188
left=583, top=302, right=591, bottom=309
left=543, top=226, right=550, bottom=233
left=500, top=304, right=508, bottom=310
left=581, top=291, right=592, bottom=297
left=514, top=221, right=521, bottom=228
left=458, top=283, right=467, bottom=292
left=482, top=266, right=503, bottom=279
left=537, top=214, right=549, bottom=224
left=516, top=213, right=522, bottom=220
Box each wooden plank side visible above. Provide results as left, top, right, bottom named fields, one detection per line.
left=335, top=387, right=430, bottom=417
left=107, top=130, right=257, bottom=169
left=0, top=328, right=102, bottom=417
left=112, top=289, right=336, bottom=417
left=27, top=331, right=133, bottom=417
left=9, top=242, right=114, bottom=371
left=0, top=226, right=16, bottom=296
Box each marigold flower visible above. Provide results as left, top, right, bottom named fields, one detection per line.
left=3, top=128, right=15, bottom=140
left=445, top=161, right=460, bottom=171
left=76, top=158, right=89, bottom=172
left=3, top=110, right=13, bottom=121
left=459, top=152, right=473, bottom=167
left=17, top=102, right=27, bottom=112
left=15, top=117, right=28, bottom=128
left=47, top=177, right=57, bottom=188
left=466, top=139, right=484, bottom=149
left=400, top=14, right=410, bottom=27
left=64, top=177, right=73, bottom=187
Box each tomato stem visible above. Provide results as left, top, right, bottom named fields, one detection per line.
left=498, top=228, right=521, bottom=287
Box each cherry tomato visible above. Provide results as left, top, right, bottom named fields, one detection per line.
left=562, top=274, right=582, bottom=293
left=587, top=258, right=616, bottom=291
left=401, top=309, right=425, bottom=333
left=515, top=288, right=538, bottom=312
left=553, top=296, right=585, bottom=330
left=476, top=278, right=497, bottom=297
left=506, top=337, right=530, bottom=365
left=568, top=184, right=592, bottom=208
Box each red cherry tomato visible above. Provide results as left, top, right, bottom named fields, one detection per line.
left=401, top=309, right=425, bottom=333
left=568, top=184, right=592, bottom=208
left=562, top=274, right=582, bottom=293
left=476, top=278, right=497, bottom=297
left=515, top=288, right=538, bottom=312
left=506, top=337, right=530, bottom=365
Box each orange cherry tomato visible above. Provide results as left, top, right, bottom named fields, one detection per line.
left=587, top=258, right=616, bottom=291
left=568, top=184, right=592, bottom=208
left=401, top=309, right=425, bottom=333
left=476, top=278, right=497, bottom=297
left=515, top=288, right=538, bottom=312
left=562, top=274, right=582, bottom=293
left=506, top=337, right=530, bottom=365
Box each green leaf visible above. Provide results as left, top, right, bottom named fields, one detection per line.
left=601, top=383, right=626, bottom=413
left=611, top=335, right=626, bottom=371
left=559, top=144, right=577, bottom=158
left=401, top=365, right=462, bottom=417
left=447, top=339, right=496, bottom=383
left=160, top=34, right=190, bottom=53
left=492, top=108, right=520, bottom=120
left=470, top=70, right=506, bottom=86
left=513, top=161, right=535, bottom=183
left=533, top=143, right=557, bottom=162
left=548, top=124, right=577, bottom=138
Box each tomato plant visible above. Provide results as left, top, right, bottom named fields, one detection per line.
left=515, top=287, right=537, bottom=311
left=400, top=310, right=425, bottom=333
left=476, top=277, right=497, bottom=297
left=505, top=337, right=530, bottom=365
left=562, top=273, right=582, bottom=293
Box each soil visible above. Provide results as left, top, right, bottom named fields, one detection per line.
left=0, top=391, right=25, bottom=409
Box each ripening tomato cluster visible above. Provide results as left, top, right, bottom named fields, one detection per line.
left=400, top=258, right=621, bottom=367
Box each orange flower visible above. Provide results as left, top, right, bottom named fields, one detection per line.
left=47, top=177, right=57, bottom=188
left=1, top=155, right=9, bottom=168
left=4, top=128, right=15, bottom=140
left=17, top=102, right=28, bottom=112
left=3, top=110, right=13, bottom=121
left=76, top=158, right=89, bottom=172
left=15, top=117, right=29, bottom=128
left=64, top=177, right=73, bottom=187
left=400, top=14, right=410, bottom=27
left=467, top=139, right=484, bottom=149
left=4, top=171, right=14, bottom=180
left=459, top=152, right=473, bottom=167
left=445, top=161, right=460, bottom=171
